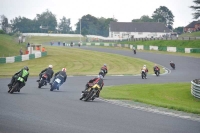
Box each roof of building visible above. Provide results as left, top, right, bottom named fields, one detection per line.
left=185, top=21, right=200, bottom=28
left=110, top=22, right=171, bottom=32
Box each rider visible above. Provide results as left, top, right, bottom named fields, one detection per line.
left=141, top=65, right=148, bottom=78
left=99, top=64, right=108, bottom=76
left=153, top=64, right=160, bottom=73
left=50, top=68, right=67, bottom=90
left=37, top=65, right=54, bottom=83
left=82, top=75, right=104, bottom=98
left=8, top=66, right=29, bottom=92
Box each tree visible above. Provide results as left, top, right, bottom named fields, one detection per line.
left=11, top=16, right=34, bottom=33
left=132, top=15, right=154, bottom=22
left=58, top=17, right=71, bottom=33
left=35, top=9, right=57, bottom=32
left=190, top=0, right=200, bottom=19
left=173, top=27, right=184, bottom=34
left=1, top=15, right=9, bottom=32
left=75, top=14, right=117, bottom=36
left=152, top=6, right=174, bottom=30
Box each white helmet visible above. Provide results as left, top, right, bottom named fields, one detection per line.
left=143, top=65, right=146, bottom=67
left=49, top=65, right=53, bottom=68
left=104, top=64, right=107, bottom=67
left=62, top=68, right=66, bottom=72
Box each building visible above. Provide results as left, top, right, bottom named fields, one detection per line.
left=184, top=21, right=200, bottom=33
left=109, top=22, right=171, bottom=39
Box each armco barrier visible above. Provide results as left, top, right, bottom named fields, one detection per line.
left=75, top=42, right=199, bottom=53
left=158, top=46, right=167, bottom=51
left=191, top=79, right=200, bottom=99
left=176, top=47, right=185, bottom=53
left=0, top=51, right=47, bottom=64
left=191, top=48, right=200, bottom=53
left=0, top=58, right=6, bottom=63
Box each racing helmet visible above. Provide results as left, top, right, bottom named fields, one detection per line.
left=24, top=66, right=29, bottom=71
left=62, top=68, right=66, bottom=72
left=143, top=65, right=146, bottom=67
left=104, top=64, right=107, bottom=67
left=49, top=65, right=53, bottom=68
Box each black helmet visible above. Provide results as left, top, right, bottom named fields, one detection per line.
left=24, top=66, right=29, bottom=71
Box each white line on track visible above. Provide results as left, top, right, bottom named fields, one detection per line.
left=98, top=98, right=200, bottom=122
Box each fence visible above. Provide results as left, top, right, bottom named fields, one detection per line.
left=0, top=51, right=47, bottom=64
left=191, top=79, right=200, bottom=99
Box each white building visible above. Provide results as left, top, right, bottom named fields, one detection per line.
left=109, top=22, right=171, bottom=39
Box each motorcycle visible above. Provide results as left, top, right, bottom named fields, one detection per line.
left=38, top=73, right=48, bottom=88
left=133, top=49, right=136, bottom=54
left=50, top=77, right=63, bottom=91
left=80, top=84, right=101, bottom=101
left=141, top=70, right=146, bottom=79
left=9, top=77, right=25, bottom=94
left=154, top=68, right=160, bottom=76
left=170, top=63, right=175, bottom=70
left=99, top=69, right=106, bottom=78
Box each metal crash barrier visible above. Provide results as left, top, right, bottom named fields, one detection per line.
left=191, top=79, right=200, bottom=99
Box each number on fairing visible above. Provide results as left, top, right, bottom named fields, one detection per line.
left=55, top=78, right=61, bottom=83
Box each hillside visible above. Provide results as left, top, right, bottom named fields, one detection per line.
left=180, top=31, right=200, bottom=37
left=0, top=34, right=26, bottom=57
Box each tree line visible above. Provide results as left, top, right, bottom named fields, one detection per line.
left=1, top=2, right=200, bottom=36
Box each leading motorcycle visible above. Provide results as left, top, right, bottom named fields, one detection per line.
left=170, top=63, right=175, bottom=70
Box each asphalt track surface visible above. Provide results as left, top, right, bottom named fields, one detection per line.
left=0, top=46, right=200, bottom=133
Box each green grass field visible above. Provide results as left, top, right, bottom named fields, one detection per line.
left=101, top=83, right=200, bottom=114
left=0, top=46, right=163, bottom=76
left=121, top=40, right=200, bottom=48
left=0, top=34, right=26, bottom=57
left=26, top=36, right=86, bottom=44
left=180, top=31, right=200, bottom=37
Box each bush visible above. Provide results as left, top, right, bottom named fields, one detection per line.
left=0, top=30, right=5, bottom=34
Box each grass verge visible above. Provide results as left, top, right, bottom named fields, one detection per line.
left=0, top=46, right=164, bottom=76
left=0, top=34, right=26, bottom=57
left=101, top=83, right=200, bottom=114
left=121, top=40, right=200, bottom=48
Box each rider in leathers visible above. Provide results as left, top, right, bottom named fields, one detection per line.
left=8, top=66, right=29, bottom=92
left=82, top=75, right=104, bottom=97
left=153, top=64, right=160, bottom=74
left=50, top=68, right=67, bottom=90
left=99, top=64, right=108, bottom=77
left=37, top=65, right=54, bottom=83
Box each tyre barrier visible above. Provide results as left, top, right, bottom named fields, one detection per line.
left=191, top=79, right=200, bottom=99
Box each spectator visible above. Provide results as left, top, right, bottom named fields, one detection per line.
left=18, top=36, right=22, bottom=44
left=27, top=42, right=30, bottom=48
left=20, top=48, right=23, bottom=55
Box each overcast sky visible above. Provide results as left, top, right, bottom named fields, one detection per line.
left=0, top=0, right=196, bottom=30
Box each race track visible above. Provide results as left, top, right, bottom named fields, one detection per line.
left=0, top=46, right=200, bottom=133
